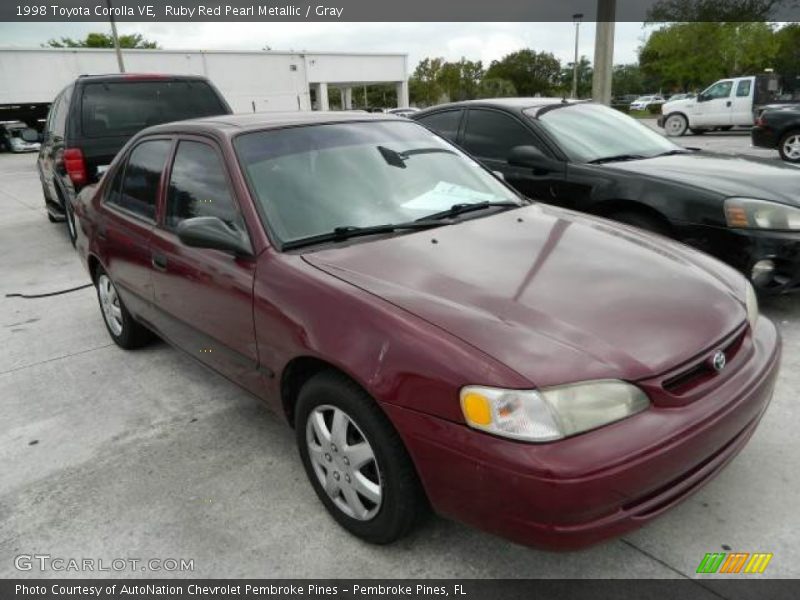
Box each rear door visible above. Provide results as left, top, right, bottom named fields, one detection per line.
left=99, top=138, right=172, bottom=322
left=148, top=137, right=259, bottom=388
left=461, top=108, right=564, bottom=201
left=731, top=78, right=755, bottom=126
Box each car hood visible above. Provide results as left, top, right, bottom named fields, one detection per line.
left=662, top=99, right=692, bottom=113
left=605, top=152, right=800, bottom=205
left=303, top=205, right=746, bottom=387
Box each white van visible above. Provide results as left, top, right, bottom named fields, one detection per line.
left=659, top=75, right=784, bottom=136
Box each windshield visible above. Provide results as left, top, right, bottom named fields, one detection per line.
left=234, top=121, right=520, bottom=247
left=530, top=103, right=680, bottom=163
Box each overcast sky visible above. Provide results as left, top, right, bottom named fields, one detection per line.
left=0, top=22, right=652, bottom=67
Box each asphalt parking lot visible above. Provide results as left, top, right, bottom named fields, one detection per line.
left=1, top=133, right=799, bottom=585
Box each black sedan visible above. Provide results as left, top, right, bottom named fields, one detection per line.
left=752, top=104, right=800, bottom=163
left=413, top=99, right=800, bottom=293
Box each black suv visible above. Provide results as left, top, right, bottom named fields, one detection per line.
left=38, top=74, right=232, bottom=244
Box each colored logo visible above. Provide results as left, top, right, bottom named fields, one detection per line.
left=696, top=552, right=773, bottom=574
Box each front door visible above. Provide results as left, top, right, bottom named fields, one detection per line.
left=461, top=108, right=564, bottom=202
left=148, top=138, right=259, bottom=390
left=694, top=80, right=734, bottom=127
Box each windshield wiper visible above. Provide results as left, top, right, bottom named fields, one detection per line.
left=377, top=145, right=458, bottom=168
left=588, top=153, right=648, bottom=165
left=653, top=149, right=692, bottom=157
left=417, top=201, right=522, bottom=222
left=282, top=221, right=442, bottom=250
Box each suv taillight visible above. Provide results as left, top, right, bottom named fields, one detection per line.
left=63, top=148, right=87, bottom=186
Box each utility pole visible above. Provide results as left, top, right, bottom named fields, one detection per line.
left=572, top=13, right=583, bottom=99
left=107, top=0, right=125, bottom=73
left=591, top=0, right=615, bottom=104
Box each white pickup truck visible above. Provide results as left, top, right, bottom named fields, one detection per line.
left=659, top=74, right=790, bottom=136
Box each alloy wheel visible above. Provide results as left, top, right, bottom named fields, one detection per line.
left=305, top=404, right=382, bottom=521
left=782, top=134, right=800, bottom=161
left=97, top=274, right=124, bottom=337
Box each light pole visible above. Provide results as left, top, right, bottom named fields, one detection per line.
left=106, top=0, right=125, bottom=73
left=571, top=13, right=583, bottom=99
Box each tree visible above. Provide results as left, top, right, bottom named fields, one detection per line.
left=639, top=22, right=778, bottom=91
left=774, top=23, right=800, bottom=93
left=409, top=57, right=446, bottom=106
left=558, top=56, right=593, bottom=98
left=612, top=64, right=646, bottom=96
left=45, top=32, right=159, bottom=49
left=485, top=49, right=562, bottom=97
left=647, top=0, right=786, bottom=21
left=477, top=77, right=517, bottom=98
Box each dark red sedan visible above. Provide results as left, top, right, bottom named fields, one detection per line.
left=73, top=112, right=780, bottom=549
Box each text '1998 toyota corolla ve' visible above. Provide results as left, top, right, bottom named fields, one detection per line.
left=73, top=113, right=781, bottom=549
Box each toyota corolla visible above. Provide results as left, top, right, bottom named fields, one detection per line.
left=73, top=113, right=781, bottom=549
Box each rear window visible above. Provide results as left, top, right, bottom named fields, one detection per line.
left=80, top=80, right=226, bottom=138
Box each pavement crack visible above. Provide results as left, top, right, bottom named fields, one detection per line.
left=0, top=344, right=114, bottom=376
left=620, top=538, right=731, bottom=600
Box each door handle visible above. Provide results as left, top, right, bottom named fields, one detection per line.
left=726, top=101, right=732, bottom=107
left=151, top=252, right=168, bottom=271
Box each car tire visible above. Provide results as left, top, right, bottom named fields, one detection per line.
left=690, top=128, right=708, bottom=135
left=778, top=130, right=800, bottom=163
left=718, top=126, right=733, bottom=131
left=47, top=212, right=58, bottom=223
left=663, top=113, right=688, bottom=137
left=95, top=268, right=152, bottom=349
left=296, top=370, right=427, bottom=544
left=611, top=211, right=670, bottom=237
left=64, top=194, right=77, bottom=247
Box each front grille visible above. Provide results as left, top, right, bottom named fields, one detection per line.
left=662, top=327, right=747, bottom=396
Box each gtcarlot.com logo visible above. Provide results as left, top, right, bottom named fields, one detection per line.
left=696, top=552, right=773, bottom=574
left=15, top=554, right=194, bottom=573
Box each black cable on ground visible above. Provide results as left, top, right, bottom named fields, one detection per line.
left=5, top=283, right=93, bottom=299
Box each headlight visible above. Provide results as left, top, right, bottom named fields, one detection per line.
left=724, top=197, right=800, bottom=230
left=745, top=279, right=759, bottom=330
left=460, top=380, right=650, bottom=442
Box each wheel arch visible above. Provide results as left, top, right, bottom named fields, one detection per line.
left=591, top=199, right=675, bottom=235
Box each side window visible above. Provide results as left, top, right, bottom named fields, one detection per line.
left=705, top=81, right=733, bottom=100
left=166, top=141, right=245, bottom=232
left=736, top=80, right=752, bottom=98
left=46, top=93, right=63, bottom=137
left=463, top=109, right=539, bottom=160
left=108, top=139, right=171, bottom=220
left=416, top=110, right=462, bottom=142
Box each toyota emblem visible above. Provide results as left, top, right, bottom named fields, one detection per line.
left=712, top=351, right=727, bottom=372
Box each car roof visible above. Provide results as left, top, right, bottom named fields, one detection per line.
left=141, top=111, right=408, bottom=138
left=74, top=73, right=212, bottom=84
left=414, top=97, right=590, bottom=118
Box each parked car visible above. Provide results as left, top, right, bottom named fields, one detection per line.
left=629, top=95, right=665, bottom=111
left=413, top=98, right=800, bottom=293
left=752, top=104, right=800, bottom=163
left=73, top=112, right=779, bottom=549
left=387, top=107, right=420, bottom=118
left=0, top=121, right=41, bottom=152
left=659, top=75, right=798, bottom=136
left=38, top=73, right=231, bottom=244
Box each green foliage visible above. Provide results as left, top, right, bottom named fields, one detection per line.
left=477, top=77, right=517, bottom=98
left=612, top=64, right=646, bottom=96
left=409, top=57, right=485, bottom=106
left=646, top=0, right=785, bottom=21
left=774, top=23, right=800, bottom=92
left=639, top=22, right=778, bottom=91
left=485, top=49, right=562, bottom=96
left=45, top=32, right=158, bottom=49
left=558, top=55, right=593, bottom=98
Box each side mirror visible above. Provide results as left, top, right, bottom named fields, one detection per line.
left=696, top=94, right=708, bottom=103
left=508, top=145, right=549, bottom=168
left=21, top=128, right=39, bottom=143
left=177, top=216, right=253, bottom=257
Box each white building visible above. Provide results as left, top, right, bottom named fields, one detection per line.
left=0, top=47, right=410, bottom=115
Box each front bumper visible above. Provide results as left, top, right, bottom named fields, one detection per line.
left=677, top=223, right=800, bottom=294
left=385, top=317, right=780, bottom=550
